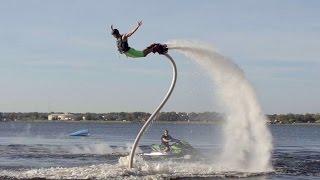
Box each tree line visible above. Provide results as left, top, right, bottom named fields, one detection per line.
left=0, top=112, right=223, bottom=122
left=267, top=113, right=320, bottom=124
left=0, top=112, right=319, bottom=124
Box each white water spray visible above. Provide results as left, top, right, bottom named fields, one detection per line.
left=167, top=40, right=273, bottom=171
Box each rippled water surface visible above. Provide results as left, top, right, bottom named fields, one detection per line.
left=0, top=121, right=319, bottom=179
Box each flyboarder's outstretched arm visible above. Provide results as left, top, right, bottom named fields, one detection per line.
left=123, top=21, right=142, bottom=40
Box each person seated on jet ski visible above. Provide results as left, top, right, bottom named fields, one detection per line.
left=161, top=129, right=179, bottom=153
left=110, top=21, right=168, bottom=58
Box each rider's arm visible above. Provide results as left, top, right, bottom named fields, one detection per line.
left=123, top=21, right=142, bottom=40
left=169, top=135, right=180, bottom=142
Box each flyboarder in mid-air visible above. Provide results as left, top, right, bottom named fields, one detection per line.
left=111, top=21, right=168, bottom=58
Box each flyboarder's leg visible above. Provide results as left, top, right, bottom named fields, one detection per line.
left=124, top=46, right=156, bottom=58
left=125, top=44, right=169, bottom=58
left=142, top=46, right=154, bottom=57
left=125, top=48, right=145, bottom=58
left=142, top=43, right=163, bottom=57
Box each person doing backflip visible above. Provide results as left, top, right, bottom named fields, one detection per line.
left=111, top=21, right=168, bottom=58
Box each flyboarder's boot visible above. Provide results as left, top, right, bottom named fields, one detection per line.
left=147, top=43, right=168, bottom=54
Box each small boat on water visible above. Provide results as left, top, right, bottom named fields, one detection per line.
left=69, top=129, right=89, bottom=136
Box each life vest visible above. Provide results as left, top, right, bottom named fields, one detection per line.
left=117, top=36, right=130, bottom=54
left=161, top=134, right=172, bottom=145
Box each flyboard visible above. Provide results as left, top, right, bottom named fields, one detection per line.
left=128, top=44, right=177, bottom=168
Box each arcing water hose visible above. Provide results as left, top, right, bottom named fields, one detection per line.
left=128, top=53, right=177, bottom=168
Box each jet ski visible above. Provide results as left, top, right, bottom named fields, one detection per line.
left=143, top=140, right=197, bottom=157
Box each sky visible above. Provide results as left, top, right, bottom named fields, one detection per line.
left=0, top=0, right=319, bottom=114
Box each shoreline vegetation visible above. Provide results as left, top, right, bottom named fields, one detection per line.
left=1, top=112, right=320, bottom=124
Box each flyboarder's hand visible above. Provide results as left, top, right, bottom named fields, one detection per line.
left=125, top=21, right=142, bottom=38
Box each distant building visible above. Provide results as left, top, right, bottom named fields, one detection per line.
left=48, top=113, right=75, bottom=121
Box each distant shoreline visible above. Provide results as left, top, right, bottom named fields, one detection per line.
left=1, top=119, right=222, bottom=124
left=1, top=112, right=319, bottom=124
left=1, top=119, right=319, bottom=125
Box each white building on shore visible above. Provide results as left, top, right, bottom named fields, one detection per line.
left=48, top=113, right=75, bottom=121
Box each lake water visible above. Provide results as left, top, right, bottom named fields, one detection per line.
left=0, top=121, right=319, bottom=179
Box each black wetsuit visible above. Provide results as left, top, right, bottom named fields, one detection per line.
left=161, top=134, right=172, bottom=149
left=117, top=37, right=130, bottom=54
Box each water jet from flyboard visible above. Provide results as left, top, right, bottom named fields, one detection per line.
left=128, top=53, right=177, bottom=168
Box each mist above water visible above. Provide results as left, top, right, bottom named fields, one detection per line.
left=167, top=40, right=273, bottom=171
